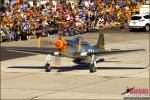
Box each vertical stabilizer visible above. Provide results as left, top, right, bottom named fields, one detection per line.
left=97, top=32, right=105, bottom=50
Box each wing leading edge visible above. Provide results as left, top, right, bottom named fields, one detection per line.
left=7, top=47, right=57, bottom=55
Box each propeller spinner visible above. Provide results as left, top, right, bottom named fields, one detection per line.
left=55, top=39, right=67, bottom=52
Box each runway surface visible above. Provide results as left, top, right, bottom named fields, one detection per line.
left=1, top=32, right=149, bottom=99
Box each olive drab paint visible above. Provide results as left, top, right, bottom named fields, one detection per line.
left=97, top=32, right=105, bottom=50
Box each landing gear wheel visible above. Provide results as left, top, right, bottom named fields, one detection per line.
left=45, top=54, right=51, bottom=72
left=145, top=24, right=150, bottom=32
left=89, top=55, right=97, bottom=73
left=45, top=63, right=51, bottom=72
left=89, top=63, right=96, bottom=73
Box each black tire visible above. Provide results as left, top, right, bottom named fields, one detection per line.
left=89, top=63, right=96, bottom=73
left=129, top=28, right=134, bottom=32
left=144, top=24, right=150, bottom=32
left=45, top=63, right=51, bottom=72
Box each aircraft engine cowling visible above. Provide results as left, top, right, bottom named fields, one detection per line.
left=55, top=39, right=67, bottom=52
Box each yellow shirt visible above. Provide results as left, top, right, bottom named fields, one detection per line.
left=117, top=10, right=122, bottom=19
left=10, top=23, right=13, bottom=28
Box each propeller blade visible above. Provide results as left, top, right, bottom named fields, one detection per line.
left=38, top=37, right=41, bottom=48
left=53, top=56, right=62, bottom=66
left=77, top=39, right=81, bottom=52
left=38, top=36, right=58, bottom=48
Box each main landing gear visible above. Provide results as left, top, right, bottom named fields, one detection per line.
left=45, top=54, right=51, bottom=72
left=44, top=54, right=97, bottom=73
left=89, top=55, right=97, bottom=73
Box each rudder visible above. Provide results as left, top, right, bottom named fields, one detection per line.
left=97, top=31, right=105, bottom=50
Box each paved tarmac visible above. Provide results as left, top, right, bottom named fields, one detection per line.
left=1, top=31, right=149, bottom=99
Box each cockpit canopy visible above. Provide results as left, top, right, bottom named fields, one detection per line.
left=75, top=37, right=89, bottom=45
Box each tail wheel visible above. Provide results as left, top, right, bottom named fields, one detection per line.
left=45, top=63, right=51, bottom=72
left=145, top=24, right=150, bottom=32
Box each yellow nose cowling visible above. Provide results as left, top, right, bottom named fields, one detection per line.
left=55, top=39, right=67, bottom=52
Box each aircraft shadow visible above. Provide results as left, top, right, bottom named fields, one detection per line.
left=8, top=64, right=145, bottom=72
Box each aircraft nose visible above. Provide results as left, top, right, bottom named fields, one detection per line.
left=55, top=39, right=67, bottom=52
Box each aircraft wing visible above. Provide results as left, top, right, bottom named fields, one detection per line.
left=7, top=47, right=58, bottom=55
left=87, top=49, right=145, bottom=56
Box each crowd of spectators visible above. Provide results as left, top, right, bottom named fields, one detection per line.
left=0, top=0, right=145, bottom=42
